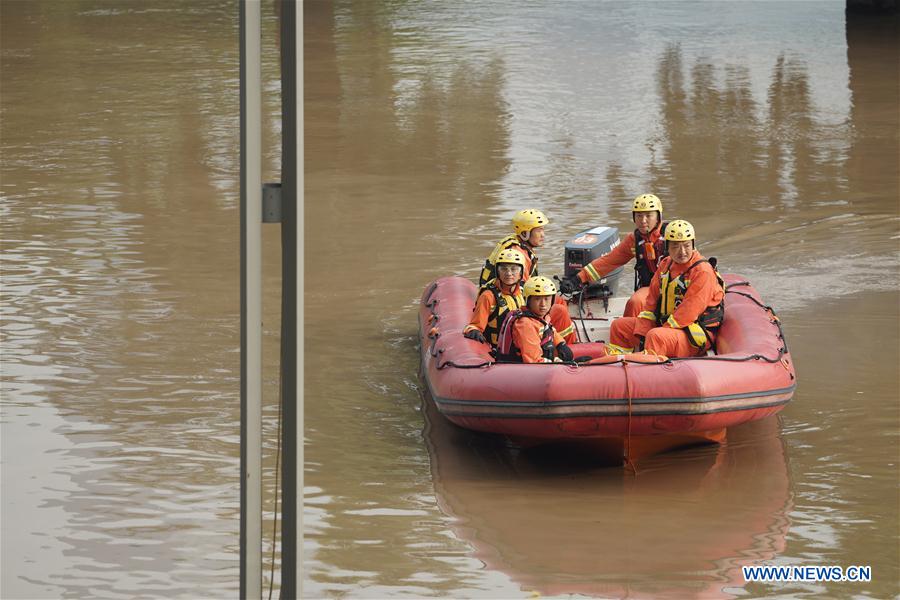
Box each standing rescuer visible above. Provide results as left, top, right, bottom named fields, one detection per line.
left=607, top=219, right=725, bottom=358
left=463, top=249, right=526, bottom=346
left=495, top=276, right=574, bottom=364
left=559, top=193, right=667, bottom=317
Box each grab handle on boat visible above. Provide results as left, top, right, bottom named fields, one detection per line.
left=424, top=281, right=439, bottom=305
left=427, top=327, right=443, bottom=357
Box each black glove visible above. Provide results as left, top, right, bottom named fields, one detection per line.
left=557, top=342, right=574, bottom=362
left=464, top=329, right=486, bottom=344
left=559, top=275, right=582, bottom=295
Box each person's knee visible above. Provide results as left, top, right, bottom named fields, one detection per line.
left=644, top=328, right=674, bottom=355
left=644, top=328, right=665, bottom=345
left=623, top=300, right=638, bottom=318
left=610, top=318, right=631, bottom=337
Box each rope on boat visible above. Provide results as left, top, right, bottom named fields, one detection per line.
left=622, top=361, right=639, bottom=474
left=437, top=360, right=493, bottom=369
left=424, top=279, right=791, bottom=373
left=423, top=281, right=439, bottom=306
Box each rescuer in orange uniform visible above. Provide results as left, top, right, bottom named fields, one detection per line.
left=495, top=277, right=574, bottom=364
left=480, top=209, right=576, bottom=344
left=559, top=194, right=667, bottom=317
left=607, top=220, right=725, bottom=358
left=480, top=209, right=548, bottom=286
left=463, top=249, right=527, bottom=346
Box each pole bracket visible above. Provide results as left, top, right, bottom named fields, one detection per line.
left=262, top=182, right=282, bottom=223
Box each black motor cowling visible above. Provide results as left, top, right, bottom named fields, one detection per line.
left=563, top=226, right=624, bottom=298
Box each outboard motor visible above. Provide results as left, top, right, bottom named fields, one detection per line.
left=564, top=226, right=624, bottom=300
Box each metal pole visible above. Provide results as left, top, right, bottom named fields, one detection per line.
left=278, top=1, right=299, bottom=597
left=240, top=0, right=263, bottom=597
left=294, top=1, right=304, bottom=594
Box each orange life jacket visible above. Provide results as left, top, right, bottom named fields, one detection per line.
left=477, top=279, right=525, bottom=346
left=654, top=257, right=725, bottom=349
left=633, top=222, right=668, bottom=290
left=495, top=309, right=555, bottom=363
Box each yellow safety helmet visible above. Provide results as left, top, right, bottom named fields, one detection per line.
left=632, top=193, right=663, bottom=214
left=512, top=209, right=549, bottom=236
left=664, top=219, right=695, bottom=242
left=496, top=248, right=527, bottom=268
left=523, top=276, right=558, bottom=300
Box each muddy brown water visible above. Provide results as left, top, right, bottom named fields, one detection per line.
left=2, top=2, right=897, bottom=598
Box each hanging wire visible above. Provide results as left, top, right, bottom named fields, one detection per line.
left=576, top=289, right=592, bottom=343
left=267, top=369, right=284, bottom=600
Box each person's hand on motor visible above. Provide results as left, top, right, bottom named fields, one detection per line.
left=559, top=275, right=582, bottom=295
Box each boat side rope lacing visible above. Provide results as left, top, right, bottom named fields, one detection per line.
left=423, top=281, right=439, bottom=306
left=422, top=283, right=493, bottom=369
left=423, top=280, right=791, bottom=374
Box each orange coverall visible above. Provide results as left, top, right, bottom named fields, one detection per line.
left=486, top=241, right=576, bottom=344
left=575, top=226, right=664, bottom=317
left=508, top=244, right=576, bottom=344
left=463, top=281, right=523, bottom=336
left=609, top=251, right=724, bottom=358
left=549, top=304, right=577, bottom=344
left=510, top=314, right=566, bottom=363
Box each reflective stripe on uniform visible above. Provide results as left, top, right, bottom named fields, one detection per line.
left=658, top=270, right=679, bottom=317
left=686, top=322, right=709, bottom=348
left=606, top=343, right=632, bottom=355
left=655, top=258, right=724, bottom=351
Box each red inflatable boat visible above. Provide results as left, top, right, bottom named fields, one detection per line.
left=418, top=274, right=796, bottom=460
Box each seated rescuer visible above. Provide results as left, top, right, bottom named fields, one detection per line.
left=480, top=209, right=547, bottom=287
left=495, top=276, right=575, bottom=364
left=559, top=194, right=667, bottom=318
left=480, top=208, right=577, bottom=344
left=607, top=220, right=725, bottom=358
left=463, top=249, right=526, bottom=345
